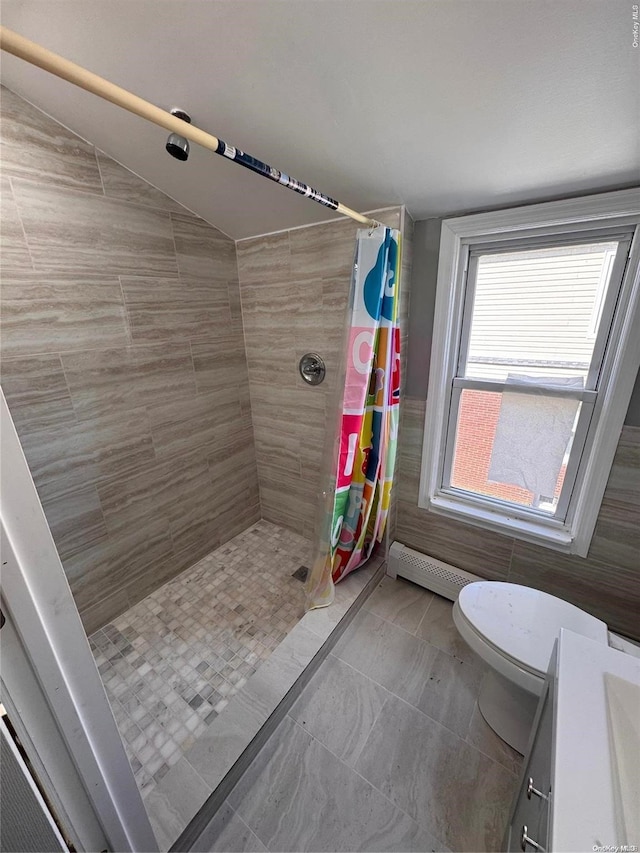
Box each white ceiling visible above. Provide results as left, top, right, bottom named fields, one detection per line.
left=1, top=0, right=638, bottom=240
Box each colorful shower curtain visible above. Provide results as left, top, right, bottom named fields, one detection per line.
left=306, top=226, right=401, bottom=609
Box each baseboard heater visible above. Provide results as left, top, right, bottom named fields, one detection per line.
left=388, top=542, right=482, bottom=601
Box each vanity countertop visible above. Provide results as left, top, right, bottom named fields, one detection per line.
left=552, top=629, right=640, bottom=852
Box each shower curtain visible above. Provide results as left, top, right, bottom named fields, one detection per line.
left=306, top=225, right=401, bottom=609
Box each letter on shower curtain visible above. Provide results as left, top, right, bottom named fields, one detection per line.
left=306, top=226, right=401, bottom=609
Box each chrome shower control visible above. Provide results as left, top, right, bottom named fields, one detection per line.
left=520, top=825, right=544, bottom=851
left=299, top=353, right=326, bottom=386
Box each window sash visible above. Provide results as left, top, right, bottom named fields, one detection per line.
left=440, top=383, right=596, bottom=524
left=457, top=234, right=632, bottom=390
left=437, top=231, right=633, bottom=527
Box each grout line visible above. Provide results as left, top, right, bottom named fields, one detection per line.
left=94, top=147, right=214, bottom=227
left=7, top=175, right=37, bottom=272
left=346, top=691, right=391, bottom=769
left=235, top=205, right=404, bottom=244
left=222, top=803, right=265, bottom=851
left=286, top=714, right=449, bottom=851
left=93, top=146, right=107, bottom=196
left=167, top=211, right=182, bottom=276
left=463, top=721, right=523, bottom=778
left=507, top=535, right=517, bottom=580
left=186, top=338, right=199, bottom=396
left=331, top=665, right=395, bottom=769
left=413, top=591, right=436, bottom=636
left=362, top=591, right=437, bottom=642
left=169, top=561, right=384, bottom=852
left=381, top=687, right=517, bottom=778
left=117, top=275, right=134, bottom=346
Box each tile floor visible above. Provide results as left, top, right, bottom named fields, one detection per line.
left=89, top=520, right=310, bottom=797
left=193, top=576, right=524, bottom=853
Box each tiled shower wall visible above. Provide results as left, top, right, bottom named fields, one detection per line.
left=395, top=219, right=640, bottom=641
left=236, top=207, right=410, bottom=539
left=0, top=87, right=259, bottom=632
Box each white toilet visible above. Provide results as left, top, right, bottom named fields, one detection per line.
left=452, top=581, right=609, bottom=754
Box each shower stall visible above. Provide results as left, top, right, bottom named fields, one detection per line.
left=0, top=76, right=413, bottom=843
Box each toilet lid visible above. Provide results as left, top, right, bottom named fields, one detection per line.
left=457, top=582, right=608, bottom=676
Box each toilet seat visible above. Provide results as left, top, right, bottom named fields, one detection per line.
left=453, top=600, right=546, bottom=695
left=453, top=582, right=608, bottom=693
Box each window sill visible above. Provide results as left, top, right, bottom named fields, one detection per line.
left=421, top=492, right=581, bottom=555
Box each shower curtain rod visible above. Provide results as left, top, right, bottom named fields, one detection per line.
left=0, top=26, right=379, bottom=228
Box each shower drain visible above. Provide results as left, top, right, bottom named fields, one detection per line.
left=291, top=565, right=309, bottom=582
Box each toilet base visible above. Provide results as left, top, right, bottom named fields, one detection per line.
left=477, top=669, right=538, bottom=754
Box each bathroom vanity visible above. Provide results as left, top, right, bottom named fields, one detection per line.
left=505, top=628, right=640, bottom=852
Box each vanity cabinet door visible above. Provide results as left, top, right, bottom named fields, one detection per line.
left=506, top=677, right=553, bottom=852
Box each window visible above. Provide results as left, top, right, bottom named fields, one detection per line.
left=419, top=190, right=640, bottom=555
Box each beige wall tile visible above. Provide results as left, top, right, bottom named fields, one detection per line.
left=123, top=545, right=196, bottom=611
left=41, top=485, right=109, bottom=561
left=132, top=341, right=198, bottom=404
left=2, top=90, right=258, bottom=629
left=246, top=346, right=299, bottom=391
left=61, top=346, right=139, bottom=420
left=238, top=207, right=405, bottom=540
left=96, top=150, right=187, bottom=212
left=208, top=425, right=261, bottom=539
left=240, top=278, right=300, bottom=330
left=61, top=342, right=197, bottom=420
left=289, top=219, right=358, bottom=282
left=191, top=335, right=249, bottom=396
left=21, top=408, right=156, bottom=498
left=1, top=353, right=77, bottom=435
left=219, top=491, right=262, bottom=540
left=1, top=86, right=103, bottom=194
left=120, top=275, right=231, bottom=341
left=0, top=274, right=129, bottom=356
left=171, top=211, right=237, bottom=280
left=12, top=178, right=178, bottom=275
left=98, top=452, right=200, bottom=534
left=148, top=393, right=242, bottom=459
left=397, top=501, right=514, bottom=579
left=227, top=278, right=244, bottom=332
left=253, top=419, right=301, bottom=476
left=67, top=517, right=175, bottom=610
left=79, top=588, right=130, bottom=635
left=236, top=231, right=290, bottom=284
left=509, top=542, right=640, bottom=639
left=0, top=177, right=33, bottom=272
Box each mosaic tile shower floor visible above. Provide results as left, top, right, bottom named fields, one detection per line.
left=89, top=520, right=310, bottom=798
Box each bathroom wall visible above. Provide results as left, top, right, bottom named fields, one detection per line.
left=395, top=218, right=640, bottom=640
left=236, top=207, right=410, bottom=541
left=0, top=87, right=259, bottom=633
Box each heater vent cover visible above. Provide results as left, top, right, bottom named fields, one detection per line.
left=387, top=542, right=482, bottom=601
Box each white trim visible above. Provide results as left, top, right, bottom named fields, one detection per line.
left=1, top=607, right=106, bottom=851
left=570, top=230, right=640, bottom=555
left=429, top=493, right=574, bottom=550
left=235, top=205, right=404, bottom=242
left=0, top=390, right=158, bottom=852
left=434, top=188, right=640, bottom=240
left=451, top=377, right=597, bottom=401
left=419, top=188, right=640, bottom=555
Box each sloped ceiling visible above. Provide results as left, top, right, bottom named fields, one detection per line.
left=1, top=0, right=638, bottom=239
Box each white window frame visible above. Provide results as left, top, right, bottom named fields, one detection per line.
left=419, top=189, right=640, bottom=557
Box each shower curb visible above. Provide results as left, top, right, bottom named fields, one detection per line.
left=170, top=557, right=387, bottom=852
